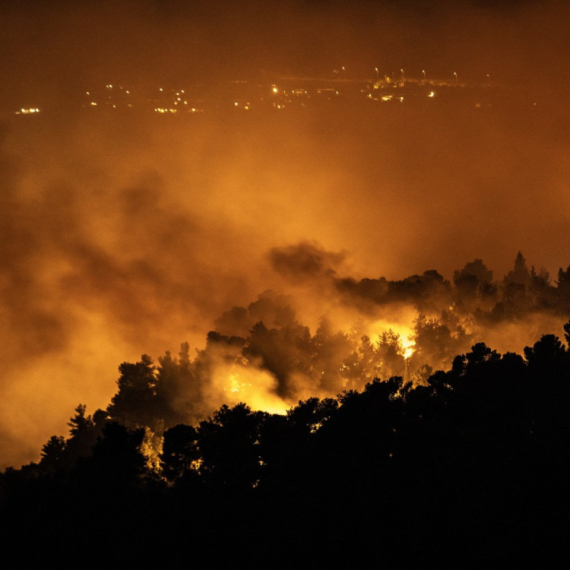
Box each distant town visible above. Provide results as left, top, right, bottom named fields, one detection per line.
left=11, top=72, right=525, bottom=117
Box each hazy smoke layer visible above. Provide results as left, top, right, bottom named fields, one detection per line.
left=1, top=0, right=569, bottom=468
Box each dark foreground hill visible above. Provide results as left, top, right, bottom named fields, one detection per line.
left=3, top=327, right=570, bottom=566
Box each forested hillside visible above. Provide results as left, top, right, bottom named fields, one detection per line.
left=3, top=318, right=570, bottom=565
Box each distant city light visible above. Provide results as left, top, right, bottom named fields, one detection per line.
left=13, top=73, right=499, bottom=118
left=15, top=108, right=40, bottom=115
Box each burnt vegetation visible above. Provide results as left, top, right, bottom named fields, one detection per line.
left=3, top=253, right=570, bottom=564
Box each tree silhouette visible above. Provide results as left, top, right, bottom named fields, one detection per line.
left=505, top=251, right=532, bottom=287
left=197, top=403, right=267, bottom=491
left=161, top=424, right=200, bottom=481
left=64, top=404, right=98, bottom=465
left=84, top=421, right=146, bottom=486
left=107, top=355, right=160, bottom=430
left=39, top=435, right=66, bottom=473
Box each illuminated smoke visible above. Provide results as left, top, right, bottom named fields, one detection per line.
left=1, top=0, right=570, bottom=468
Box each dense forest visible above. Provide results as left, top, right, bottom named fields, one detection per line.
left=3, top=253, right=570, bottom=564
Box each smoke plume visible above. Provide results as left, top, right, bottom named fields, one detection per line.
left=1, top=0, right=570, bottom=468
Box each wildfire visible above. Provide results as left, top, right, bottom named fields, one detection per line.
left=369, top=321, right=416, bottom=360
left=140, top=427, right=163, bottom=473
left=401, top=335, right=415, bottom=360
left=227, top=373, right=249, bottom=394
left=213, top=366, right=289, bottom=415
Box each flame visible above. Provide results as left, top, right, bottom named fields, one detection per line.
left=227, top=373, right=249, bottom=393
left=400, top=335, right=415, bottom=360
left=210, top=365, right=289, bottom=415
left=140, top=427, right=163, bottom=473
left=369, top=320, right=416, bottom=360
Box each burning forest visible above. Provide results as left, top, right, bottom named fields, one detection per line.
left=3, top=306, right=570, bottom=565
left=64, top=248, right=570, bottom=442
left=2, top=0, right=570, bottom=564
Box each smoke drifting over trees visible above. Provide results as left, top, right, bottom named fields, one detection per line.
left=5, top=247, right=570, bottom=476
left=1, top=0, right=570, bottom=471
left=87, top=250, right=570, bottom=436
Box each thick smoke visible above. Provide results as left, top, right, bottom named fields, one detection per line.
left=1, top=0, right=570, bottom=468
left=98, top=247, right=570, bottom=449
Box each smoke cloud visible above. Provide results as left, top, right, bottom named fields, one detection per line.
left=1, top=0, right=570, bottom=468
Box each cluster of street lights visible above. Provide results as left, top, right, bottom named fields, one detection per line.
left=372, top=68, right=459, bottom=83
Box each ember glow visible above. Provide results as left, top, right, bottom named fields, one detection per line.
left=1, top=0, right=570, bottom=469
left=402, top=337, right=415, bottom=361
left=216, top=367, right=289, bottom=416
